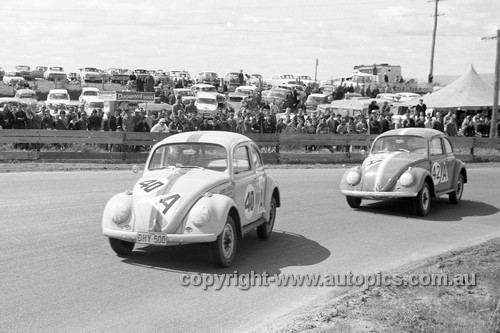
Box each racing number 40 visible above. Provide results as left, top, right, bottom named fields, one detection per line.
left=139, top=180, right=164, bottom=192
left=245, top=190, right=255, bottom=213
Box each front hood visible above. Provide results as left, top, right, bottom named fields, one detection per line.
left=360, top=152, right=427, bottom=192
left=132, top=168, right=229, bottom=233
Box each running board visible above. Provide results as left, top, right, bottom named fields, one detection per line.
left=241, top=218, right=267, bottom=236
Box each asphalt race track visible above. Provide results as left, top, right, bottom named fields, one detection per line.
left=1, top=167, right=500, bottom=332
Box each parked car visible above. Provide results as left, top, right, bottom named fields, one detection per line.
left=224, top=72, right=241, bottom=90
left=45, top=89, right=70, bottom=110
left=44, top=66, right=67, bottom=81
left=395, top=92, right=421, bottom=103
left=173, top=88, right=196, bottom=104
left=133, top=69, right=149, bottom=80
left=15, top=65, right=31, bottom=80
left=194, top=71, right=219, bottom=85
left=30, top=66, right=48, bottom=80
left=79, top=67, right=102, bottom=83
left=79, top=87, right=100, bottom=105
left=247, top=74, right=263, bottom=86
left=105, top=68, right=129, bottom=83
left=14, top=89, right=38, bottom=109
left=235, top=85, right=258, bottom=97
left=272, top=83, right=306, bottom=100
left=102, top=131, right=280, bottom=267
left=261, top=88, right=294, bottom=110
left=294, top=74, right=314, bottom=86
left=340, top=128, right=467, bottom=216
left=304, top=93, right=329, bottom=113
left=153, top=69, right=168, bottom=82
left=190, top=83, right=217, bottom=95
left=2, top=71, right=25, bottom=86
left=375, top=93, right=401, bottom=103
left=226, top=92, right=246, bottom=114
left=265, top=74, right=295, bottom=88
left=195, top=92, right=225, bottom=119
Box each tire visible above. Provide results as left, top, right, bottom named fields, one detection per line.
left=346, top=196, right=362, bottom=208
left=415, top=181, right=431, bottom=216
left=257, top=197, right=277, bottom=240
left=449, top=174, right=464, bottom=204
left=109, top=238, right=134, bottom=255
left=211, top=216, right=237, bottom=267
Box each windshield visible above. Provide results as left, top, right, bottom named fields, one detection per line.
left=197, top=98, right=216, bottom=105
left=269, top=91, right=286, bottom=99
left=49, top=93, right=69, bottom=100
left=205, top=72, right=217, bottom=78
left=19, top=93, right=35, bottom=99
left=16, top=66, right=30, bottom=71
left=308, top=96, right=328, bottom=104
left=371, top=135, right=427, bottom=154
left=135, top=69, right=147, bottom=74
left=84, top=91, right=98, bottom=96
left=229, top=96, right=243, bottom=102
left=177, top=90, right=194, bottom=96
left=201, top=87, right=216, bottom=92
left=84, top=68, right=99, bottom=72
left=236, top=88, right=253, bottom=95
left=50, top=67, right=64, bottom=71
left=149, top=143, right=228, bottom=172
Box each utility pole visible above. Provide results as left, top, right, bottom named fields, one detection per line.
left=490, top=30, right=499, bottom=138
left=314, top=58, right=319, bottom=83
left=428, top=0, right=443, bottom=83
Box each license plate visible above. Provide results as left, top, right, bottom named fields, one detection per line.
left=137, top=232, right=168, bottom=245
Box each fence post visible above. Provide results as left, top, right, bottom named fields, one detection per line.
left=276, top=133, right=281, bottom=164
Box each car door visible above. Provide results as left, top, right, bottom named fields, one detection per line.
left=249, top=144, right=267, bottom=216
left=429, top=136, right=450, bottom=193
left=232, top=144, right=260, bottom=226
left=442, top=137, right=456, bottom=191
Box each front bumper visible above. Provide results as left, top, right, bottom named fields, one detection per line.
left=104, top=229, right=217, bottom=245
left=341, top=189, right=418, bottom=199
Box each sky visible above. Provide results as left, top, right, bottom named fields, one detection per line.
left=1, top=0, right=498, bottom=82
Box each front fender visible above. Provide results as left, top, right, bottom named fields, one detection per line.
left=402, top=167, right=435, bottom=196
left=102, top=191, right=134, bottom=234
left=263, top=175, right=280, bottom=221
left=182, top=194, right=237, bottom=237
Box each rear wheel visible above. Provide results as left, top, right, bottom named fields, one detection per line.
left=211, top=216, right=237, bottom=267
left=449, top=174, right=464, bottom=204
left=346, top=196, right=362, bottom=208
left=109, top=238, right=134, bottom=255
left=257, top=197, right=277, bottom=240
left=415, top=181, right=431, bottom=216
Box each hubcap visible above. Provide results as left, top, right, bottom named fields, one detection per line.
left=422, top=187, right=430, bottom=210
left=222, top=224, right=234, bottom=259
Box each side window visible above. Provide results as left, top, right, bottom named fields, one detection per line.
left=233, top=146, right=251, bottom=174
left=250, top=145, right=263, bottom=169
left=443, top=138, right=453, bottom=154
left=430, top=138, right=444, bottom=155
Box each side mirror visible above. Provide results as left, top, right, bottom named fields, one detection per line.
left=132, top=165, right=139, bottom=173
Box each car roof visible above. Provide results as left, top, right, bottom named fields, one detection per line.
left=378, top=128, right=443, bottom=139
left=157, top=131, right=251, bottom=149
left=48, top=89, right=69, bottom=93
left=236, top=85, right=257, bottom=90
left=15, top=89, right=36, bottom=94
left=192, top=84, right=216, bottom=88
left=82, top=87, right=99, bottom=91
left=308, top=93, right=328, bottom=97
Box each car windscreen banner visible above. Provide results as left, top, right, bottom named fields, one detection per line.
left=99, top=91, right=155, bottom=102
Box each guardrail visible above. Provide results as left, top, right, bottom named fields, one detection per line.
left=0, top=130, right=499, bottom=164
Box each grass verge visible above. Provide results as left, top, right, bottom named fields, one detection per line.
left=262, top=238, right=500, bottom=333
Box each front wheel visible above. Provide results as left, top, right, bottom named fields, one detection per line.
left=449, top=174, right=464, bottom=204
left=211, top=216, right=237, bottom=267
left=346, top=196, right=362, bottom=208
left=109, top=238, right=134, bottom=255
left=415, top=181, right=431, bottom=216
left=257, top=197, right=277, bottom=240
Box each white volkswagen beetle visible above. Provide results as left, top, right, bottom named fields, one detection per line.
left=102, top=131, right=280, bottom=267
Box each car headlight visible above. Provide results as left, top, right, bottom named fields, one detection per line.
left=111, top=201, right=132, bottom=224
left=399, top=172, right=414, bottom=187
left=188, top=204, right=212, bottom=227
left=346, top=170, right=361, bottom=185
